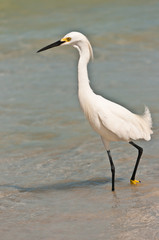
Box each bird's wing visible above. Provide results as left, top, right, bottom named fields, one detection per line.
left=96, top=96, right=150, bottom=141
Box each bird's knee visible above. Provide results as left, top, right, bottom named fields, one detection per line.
left=139, top=147, right=143, bottom=155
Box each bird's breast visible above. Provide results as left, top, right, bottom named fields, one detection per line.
left=79, top=93, right=100, bottom=127
left=78, top=92, right=122, bottom=142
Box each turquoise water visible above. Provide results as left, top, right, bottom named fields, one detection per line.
left=0, top=0, right=159, bottom=239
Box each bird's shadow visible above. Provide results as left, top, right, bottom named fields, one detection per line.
left=1, top=177, right=123, bottom=193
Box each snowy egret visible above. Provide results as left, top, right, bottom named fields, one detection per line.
left=37, top=32, right=153, bottom=191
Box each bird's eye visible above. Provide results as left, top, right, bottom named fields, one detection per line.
left=66, top=37, right=71, bottom=42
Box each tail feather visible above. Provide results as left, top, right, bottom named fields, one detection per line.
left=143, top=106, right=153, bottom=130
left=139, top=106, right=153, bottom=140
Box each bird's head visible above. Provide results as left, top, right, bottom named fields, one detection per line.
left=37, top=31, right=93, bottom=60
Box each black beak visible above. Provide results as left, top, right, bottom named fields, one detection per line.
left=37, top=40, right=65, bottom=53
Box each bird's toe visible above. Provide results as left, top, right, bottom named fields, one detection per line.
left=130, top=179, right=141, bottom=185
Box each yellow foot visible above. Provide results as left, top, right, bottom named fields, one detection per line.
left=130, top=179, right=141, bottom=185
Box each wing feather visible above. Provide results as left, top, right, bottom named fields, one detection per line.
left=96, top=96, right=152, bottom=141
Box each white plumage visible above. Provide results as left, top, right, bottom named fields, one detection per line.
left=37, top=31, right=153, bottom=191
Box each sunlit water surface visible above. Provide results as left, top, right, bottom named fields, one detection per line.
left=0, top=0, right=159, bottom=239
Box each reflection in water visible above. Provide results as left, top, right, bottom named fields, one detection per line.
left=1, top=177, right=125, bottom=192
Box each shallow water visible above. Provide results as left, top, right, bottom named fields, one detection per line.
left=0, top=0, right=159, bottom=239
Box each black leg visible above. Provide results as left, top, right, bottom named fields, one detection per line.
left=107, top=150, right=115, bottom=191
left=129, top=141, right=143, bottom=181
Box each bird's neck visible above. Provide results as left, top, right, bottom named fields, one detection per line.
left=77, top=44, right=93, bottom=95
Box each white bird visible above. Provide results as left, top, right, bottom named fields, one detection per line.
left=37, top=31, right=153, bottom=191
